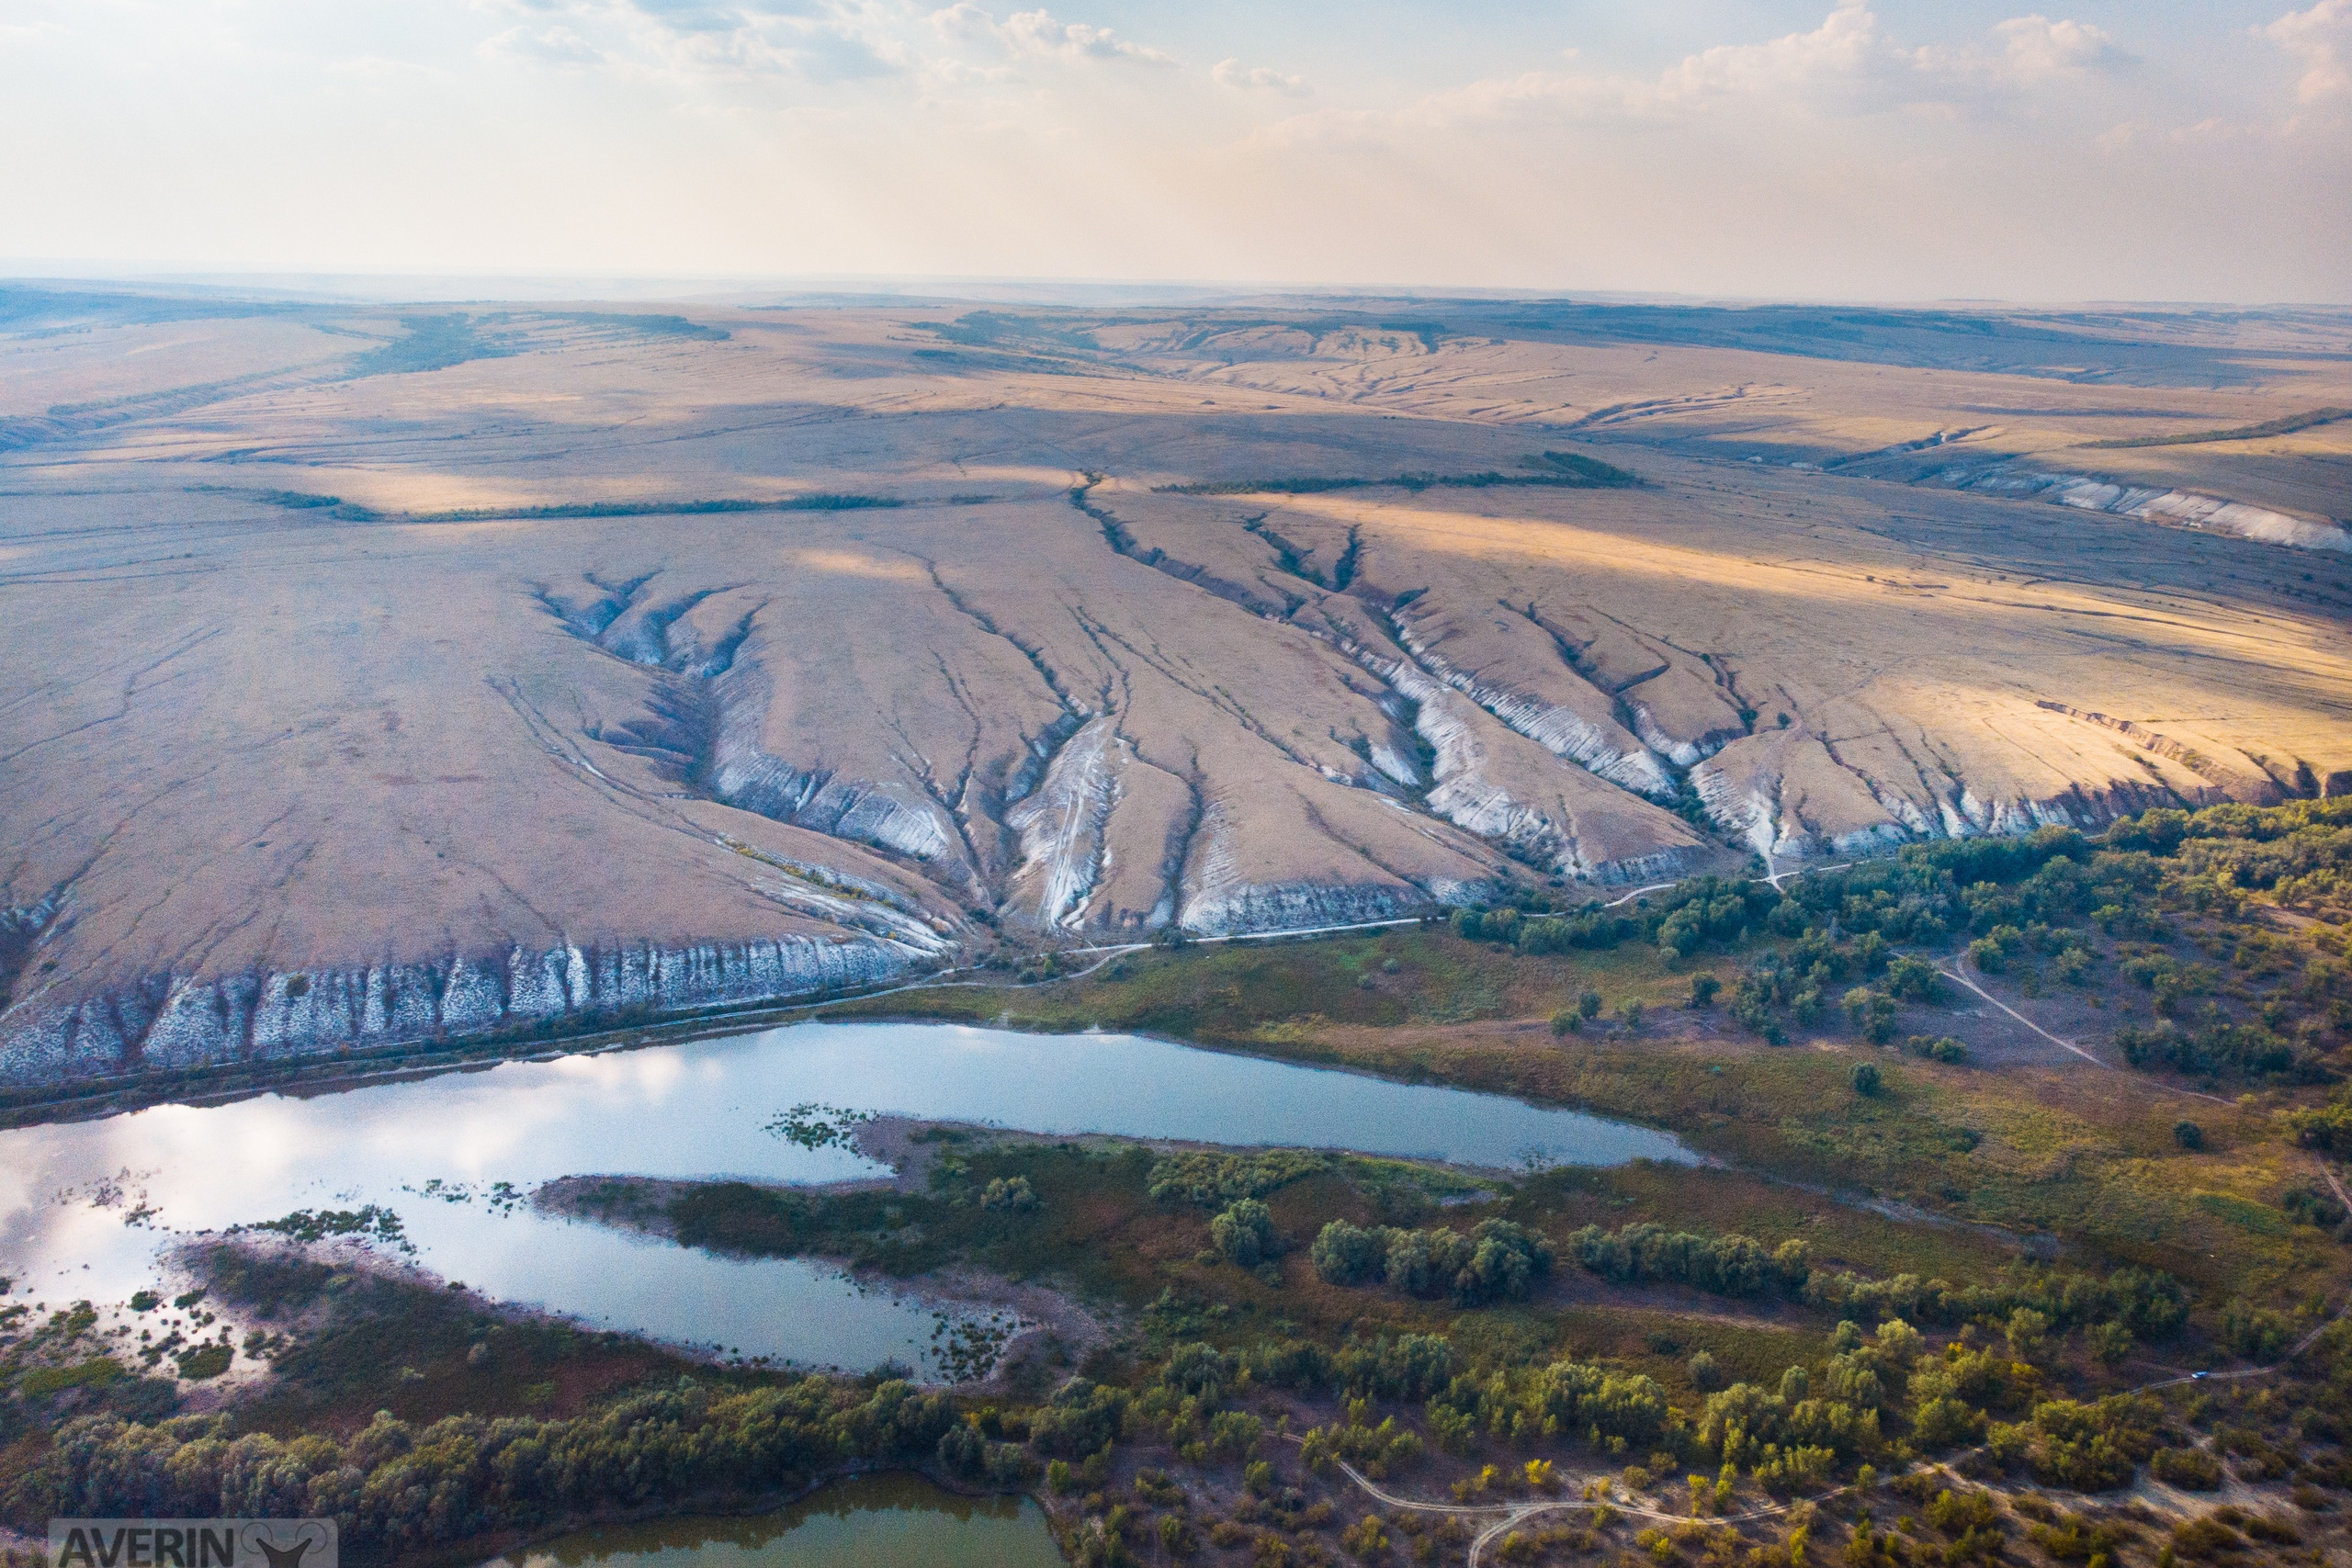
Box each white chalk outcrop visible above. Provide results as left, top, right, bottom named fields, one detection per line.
left=1687, top=706, right=2290, bottom=869
left=1175, top=795, right=1484, bottom=935
left=1361, top=654, right=1708, bottom=886
left=1003, top=716, right=1125, bottom=930
left=1386, top=599, right=1676, bottom=797
left=0, top=934, right=927, bottom=1089
left=1928, top=464, right=2351, bottom=553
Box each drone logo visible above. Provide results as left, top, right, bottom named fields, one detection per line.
left=49, top=1517, right=338, bottom=1568
left=243, top=1522, right=334, bottom=1568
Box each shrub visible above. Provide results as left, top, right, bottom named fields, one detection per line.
left=1311, top=1221, right=1388, bottom=1286
left=2173, top=1120, right=2204, bottom=1150
left=2287, top=1089, right=2352, bottom=1151
left=1687, top=1351, right=1724, bottom=1391
left=1341, top=1515, right=1391, bottom=1559
left=2151, top=1447, right=2223, bottom=1490
left=1149, top=1151, right=1329, bottom=1206
left=1902, top=1034, right=1968, bottom=1064
left=978, top=1176, right=1039, bottom=1213
left=1690, top=975, right=1721, bottom=1008
left=1851, top=1063, right=1881, bottom=1096
left=1909, top=1397, right=1984, bottom=1452
left=2221, top=1301, right=2296, bottom=1361
left=1884, top=957, right=1946, bottom=1003
left=174, top=1345, right=232, bottom=1381
left=1843, top=988, right=1898, bottom=1043
left=2170, top=1516, right=2241, bottom=1559
left=1211, top=1200, right=1278, bottom=1268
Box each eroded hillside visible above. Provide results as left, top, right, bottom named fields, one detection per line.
left=2, top=289, right=2348, bottom=1083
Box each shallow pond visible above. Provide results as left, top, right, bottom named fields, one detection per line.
left=0, top=1021, right=1691, bottom=1371
left=476, top=1472, right=1061, bottom=1568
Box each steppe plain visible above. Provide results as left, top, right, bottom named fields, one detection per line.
left=3, top=289, right=2350, bottom=1084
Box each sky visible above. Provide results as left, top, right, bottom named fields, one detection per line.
left=2, top=0, right=2348, bottom=302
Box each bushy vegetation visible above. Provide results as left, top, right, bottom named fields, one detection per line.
left=1147, top=1150, right=1330, bottom=1206
left=1310, top=1219, right=1555, bottom=1305
left=1566, top=1223, right=1810, bottom=1298
left=11, top=1376, right=961, bottom=1556
left=1429, top=800, right=2352, bottom=1089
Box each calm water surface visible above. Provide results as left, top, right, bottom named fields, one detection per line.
left=0, top=1021, right=1691, bottom=1370
left=477, top=1473, right=1061, bottom=1568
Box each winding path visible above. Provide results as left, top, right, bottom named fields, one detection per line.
left=1308, top=1449, right=1858, bottom=1568
left=1308, top=1296, right=2352, bottom=1567
left=1933, top=956, right=2241, bottom=1108
left=1933, top=960, right=2109, bottom=1067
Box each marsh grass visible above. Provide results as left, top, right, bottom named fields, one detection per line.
left=205, top=1248, right=685, bottom=1437
left=837, top=919, right=2337, bottom=1307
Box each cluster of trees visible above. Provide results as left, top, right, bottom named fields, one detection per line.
left=9, top=1377, right=960, bottom=1555
left=1420, top=1357, right=1673, bottom=1459
left=1800, top=1263, right=2187, bottom=1343
left=1968, top=920, right=2093, bottom=978
left=1308, top=1220, right=1555, bottom=1305
left=1556, top=1216, right=2189, bottom=1369
left=2124, top=799, right=2352, bottom=925
left=1236, top=1333, right=1458, bottom=1404
left=1566, top=1224, right=1811, bottom=1299
left=2116, top=1017, right=2326, bottom=1083
left=1268, top=1304, right=2245, bottom=1501
left=1057, top=1338, right=1462, bottom=1483
left=1451, top=903, right=1639, bottom=953
left=1450, top=879, right=1779, bottom=961
left=1446, top=801, right=2351, bottom=1095
left=1675, top=1319, right=1925, bottom=1493
left=2119, top=952, right=2222, bottom=1011
left=2290, top=1082, right=2352, bottom=1152
left=1984, top=1393, right=2165, bottom=1492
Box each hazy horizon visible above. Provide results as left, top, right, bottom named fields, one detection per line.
left=7, top=268, right=2352, bottom=313
left=4, top=2, right=2348, bottom=304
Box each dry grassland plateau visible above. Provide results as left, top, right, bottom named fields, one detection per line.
left=3, top=291, right=2350, bottom=1079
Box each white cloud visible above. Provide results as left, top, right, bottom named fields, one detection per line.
left=481, top=0, right=902, bottom=81
left=1653, top=3, right=1882, bottom=102
left=1991, top=16, right=2133, bottom=81
left=933, top=5, right=1172, bottom=65
left=1213, top=58, right=1306, bottom=96
left=2265, top=0, right=2352, bottom=100
left=481, top=24, right=606, bottom=65
left=1291, top=5, right=2140, bottom=139
left=1645, top=6, right=2134, bottom=109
